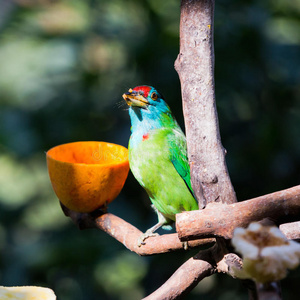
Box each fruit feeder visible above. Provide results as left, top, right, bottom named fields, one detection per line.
left=46, top=141, right=129, bottom=213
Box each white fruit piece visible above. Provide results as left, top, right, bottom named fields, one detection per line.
left=0, top=286, right=56, bottom=300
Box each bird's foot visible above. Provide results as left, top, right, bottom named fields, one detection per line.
left=138, top=230, right=159, bottom=247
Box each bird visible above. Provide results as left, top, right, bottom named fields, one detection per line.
left=122, top=85, right=199, bottom=246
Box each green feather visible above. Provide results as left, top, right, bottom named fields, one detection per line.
left=168, top=128, right=196, bottom=199
left=129, top=126, right=198, bottom=223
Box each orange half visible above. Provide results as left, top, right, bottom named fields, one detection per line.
left=46, top=141, right=129, bottom=213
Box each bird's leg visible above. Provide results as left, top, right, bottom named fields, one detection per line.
left=137, top=222, right=162, bottom=247
left=138, top=206, right=172, bottom=247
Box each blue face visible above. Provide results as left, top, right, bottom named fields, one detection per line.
left=122, top=85, right=177, bottom=138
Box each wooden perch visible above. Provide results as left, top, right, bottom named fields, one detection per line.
left=62, top=205, right=215, bottom=256
left=176, top=185, right=300, bottom=240
left=62, top=183, right=299, bottom=257
left=62, top=186, right=298, bottom=300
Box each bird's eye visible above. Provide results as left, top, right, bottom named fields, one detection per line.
left=151, top=92, right=158, bottom=100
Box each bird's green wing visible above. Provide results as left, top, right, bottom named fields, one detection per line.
left=168, top=128, right=195, bottom=198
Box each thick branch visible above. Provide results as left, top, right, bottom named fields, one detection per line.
left=175, top=0, right=236, bottom=206
left=62, top=206, right=215, bottom=256
left=176, top=185, right=300, bottom=240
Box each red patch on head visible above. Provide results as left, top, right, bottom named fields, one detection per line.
left=142, top=133, right=149, bottom=141
left=133, top=86, right=152, bottom=98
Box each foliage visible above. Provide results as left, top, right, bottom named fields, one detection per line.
left=0, top=0, right=299, bottom=299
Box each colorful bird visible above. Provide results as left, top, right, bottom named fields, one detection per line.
left=123, top=85, right=198, bottom=246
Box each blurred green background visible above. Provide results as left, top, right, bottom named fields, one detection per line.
left=0, top=0, right=299, bottom=299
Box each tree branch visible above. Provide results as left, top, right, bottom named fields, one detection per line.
left=62, top=205, right=215, bottom=256
left=176, top=185, right=300, bottom=240
left=61, top=185, right=299, bottom=300
left=175, top=0, right=236, bottom=206
left=142, top=250, right=215, bottom=300
left=142, top=242, right=226, bottom=300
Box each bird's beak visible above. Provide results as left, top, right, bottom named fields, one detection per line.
left=122, top=88, right=149, bottom=108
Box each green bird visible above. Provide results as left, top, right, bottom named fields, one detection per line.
left=123, top=85, right=198, bottom=246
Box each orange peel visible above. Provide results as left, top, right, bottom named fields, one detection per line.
left=46, top=141, right=129, bottom=213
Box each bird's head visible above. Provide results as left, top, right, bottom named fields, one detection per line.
left=122, top=85, right=172, bottom=117
left=122, top=85, right=179, bottom=137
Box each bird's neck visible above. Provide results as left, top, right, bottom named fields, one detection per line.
left=128, top=107, right=178, bottom=147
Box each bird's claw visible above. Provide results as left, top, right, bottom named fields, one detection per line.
left=138, top=230, right=159, bottom=247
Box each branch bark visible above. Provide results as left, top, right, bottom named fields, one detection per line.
left=175, top=0, right=236, bottom=206
left=176, top=185, right=300, bottom=240
left=62, top=205, right=215, bottom=256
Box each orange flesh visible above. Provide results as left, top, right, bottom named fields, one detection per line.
left=47, top=141, right=128, bottom=165
left=46, top=141, right=129, bottom=213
